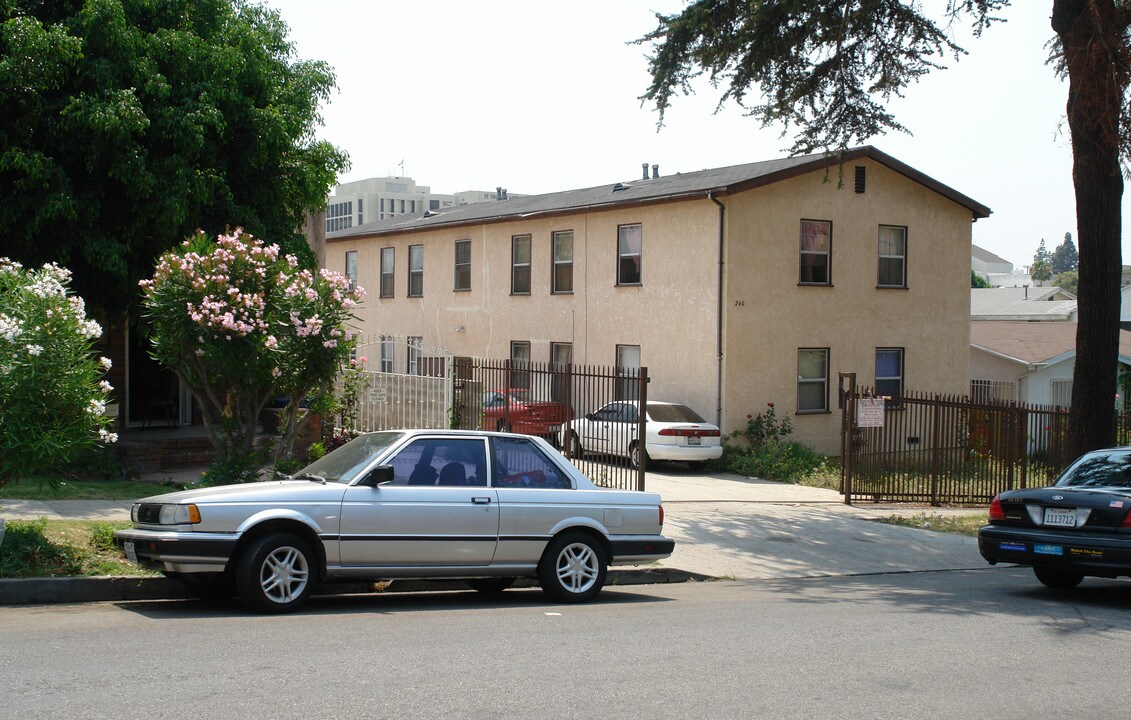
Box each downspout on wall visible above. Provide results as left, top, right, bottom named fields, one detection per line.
left=708, top=191, right=726, bottom=428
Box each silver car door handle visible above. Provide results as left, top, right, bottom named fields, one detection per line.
left=471, top=496, right=492, bottom=504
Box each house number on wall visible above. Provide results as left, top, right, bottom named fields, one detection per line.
left=734, top=300, right=745, bottom=307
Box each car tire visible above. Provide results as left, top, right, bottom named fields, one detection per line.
left=687, top=461, right=708, bottom=472
left=235, top=532, right=316, bottom=613
left=496, top=419, right=511, bottom=433
left=466, top=578, right=517, bottom=596
left=537, top=531, right=607, bottom=603
left=1033, top=566, right=1083, bottom=590
left=568, top=432, right=584, bottom=460
left=629, top=442, right=649, bottom=470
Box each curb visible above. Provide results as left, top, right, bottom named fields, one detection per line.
left=0, top=567, right=713, bottom=606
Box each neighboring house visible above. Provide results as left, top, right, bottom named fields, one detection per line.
left=325, top=146, right=990, bottom=454
left=326, top=176, right=521, bottom=232
left=970, top=321, right=1131, bottom=408
left=971, top=286, right=1078, bottom=322
left=972, top=244, right=1013, bottom=279
left=1122, top=284, right=1131, bottom=331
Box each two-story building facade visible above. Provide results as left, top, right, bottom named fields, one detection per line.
left=326, top=146, right=990, bottom=454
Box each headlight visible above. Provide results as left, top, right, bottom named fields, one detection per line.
left=158, top=504, right=201, bottom=525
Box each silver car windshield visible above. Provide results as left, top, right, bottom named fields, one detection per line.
left=295, top=432, right=404, bottom=484
left=1056, top=450, right=1131, bottom=488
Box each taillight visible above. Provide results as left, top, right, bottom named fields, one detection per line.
left=657, top=427, right=721, bottom=437
left=1120, top=509, right=1131, bottom=528
left=658, top=505, right=665, bottom=527
left=988, top=496, right=1005, bottom=521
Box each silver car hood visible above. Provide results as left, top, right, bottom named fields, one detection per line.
left=135, top=480, right=349, bottom=505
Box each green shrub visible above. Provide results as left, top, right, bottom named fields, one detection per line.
left=720, top=441, right=831, bottom=483
left=0, top=518, right=85, bottom=577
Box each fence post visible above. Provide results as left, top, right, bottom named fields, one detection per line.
left=838, top=372, right=856, bottom=505
left=636, top=366, right=648, bottom=492
left=930, top=395, right=941, bottom=506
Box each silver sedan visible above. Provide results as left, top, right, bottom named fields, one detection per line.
left=114, top=429, right=674, bottom=612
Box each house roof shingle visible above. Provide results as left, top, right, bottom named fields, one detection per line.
left=971, top=321, right=1131, bottom=364
left=970, top=288, right=1077, bottom=321
left=327, top=146, right=992, bottom=241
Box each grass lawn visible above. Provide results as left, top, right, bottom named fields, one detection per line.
left=0, top=518, right=157, bottom=578
left=872, top=512, right=987, bottom=537
left=0, top=477, right=181, bottom=501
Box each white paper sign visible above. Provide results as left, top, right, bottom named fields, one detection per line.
left=856, top=397, right=885, bottom=428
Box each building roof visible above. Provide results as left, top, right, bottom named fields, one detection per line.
left=971, top=321, right=1131, bottom=365
left=971, top=244, right=1012, bottom=266
left=971, top=287, right=1078, bottom=321
left=327, top=145, right=992, bottom=241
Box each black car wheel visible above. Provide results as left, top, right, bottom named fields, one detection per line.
left=538, top=531, right=607, bottom=603
left=1033, top=566, right=1083, bottom=590
left=466, top=578, right=517, bottom=596
left=568, top=432, right=584, bottom=460
left=629, top=442, right=649, bottom=470
left=236, top=532, right=315, bottom=613
left=496, top=419, right=511, bottom=433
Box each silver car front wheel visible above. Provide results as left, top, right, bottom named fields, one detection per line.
left=538, top=532, right=607, bottom=603
left=236, top=533, right=314, bottom=613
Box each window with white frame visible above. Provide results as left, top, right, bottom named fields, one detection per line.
left=550, top=342, right=573, bottom=403
left=797, top=348, right=829, bottom=413
left=615, top=344, right=641, bottom=400
left=875, top=348, right=904, bottom=402
left=878, top=225, right=907, bottom=288
left=379, top=336, right=395, bottom=373
left=552, top=230, right=573, bottom=293
left=344, top=251, right=358, bottom=291
left=512, top=235, right=531, bottom=295
left=380, top=247, right=394, bottom=298
left=408, top=245, right=423, bottom=297
left=407, top=336, right=423, bottom=375
left=799, top=220, right=831, bottom=285
left=1051, top=379, right=1073, bottom=409
left=617, top=224, right=642, bottom=285
left=454, top=239, right=471, bottom=292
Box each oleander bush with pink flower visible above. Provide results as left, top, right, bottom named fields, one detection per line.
left=140, top=229, right=364, bottom=481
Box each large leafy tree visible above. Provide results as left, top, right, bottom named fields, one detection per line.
left=0, top=0, right=348, bottom=315
left=1051, top=232, right=1079, bottom=273
left=638, top=1, right=1129, bottom=457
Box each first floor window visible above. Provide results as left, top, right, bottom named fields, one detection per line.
left=878, top=225, right=907, bottom=288
left=615, top=344, right=641, bottom=400
left=797, top=348, right=829, bottom=413
left=617, top=224, right=642, bottom=285
left=344, top=251, right=358, bottom=290
left=799, top=220, right=831, bottom=285
left=454, top=239, right=471, bottom=291
left=550, top=341, right=573, bottom=403
left=380, top=247, right=394, bottom=298
left=552, top=230, right=574, bottom=293
left=407, top=336, right=422, bottom=375
left=512, top=235, right=531, bottom=294
left=875, top=348, right=904, bottom=402
left=510, top=341, right=531, bottom=389
left=379, top=337, right=395, bottom=373
left=408, top=245, right=423, bottom=297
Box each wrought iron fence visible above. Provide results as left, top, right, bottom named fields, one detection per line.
left=841, top=385, right=1075, bottom=506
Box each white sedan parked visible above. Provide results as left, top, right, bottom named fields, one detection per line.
left=561, top=401, right=723, bottom=470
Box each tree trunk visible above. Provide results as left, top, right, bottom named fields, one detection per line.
left=1052, top=0, right=1127, bottom=457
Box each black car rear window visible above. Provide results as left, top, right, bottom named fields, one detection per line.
left=1057, top=450, right=1131, bottom=488
left=646, top=404, right=706, bottom=423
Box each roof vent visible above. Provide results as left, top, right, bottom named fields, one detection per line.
left=854, top=166, right=866, bottom=194
left=423, top=210, right=436, bottom=218
left=612, top=183, right=627, bottom=192
left=652, top=164, right=659, bottom=179
left=642, top=163, right=649, bottom=180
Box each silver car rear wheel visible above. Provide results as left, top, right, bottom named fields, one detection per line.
left=538, top=532, right=607, bottom=603
left=236, top=533, right=314, bottom=613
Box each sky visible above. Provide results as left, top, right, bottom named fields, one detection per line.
left=260, top=0, right=1124, bottom=272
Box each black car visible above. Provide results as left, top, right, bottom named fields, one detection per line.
left=978, top=447, right=1131, bottom=589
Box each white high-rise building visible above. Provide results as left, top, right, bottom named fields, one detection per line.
left=326, top=177, right=514, bottom=233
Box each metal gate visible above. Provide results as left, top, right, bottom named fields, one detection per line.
left=350, top=335, right=453, bottom=431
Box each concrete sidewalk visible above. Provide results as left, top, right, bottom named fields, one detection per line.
left=0, top=467, right=990, bottom=604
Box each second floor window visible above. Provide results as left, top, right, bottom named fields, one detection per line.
left=553, top=230, right=573, bottom=293
left=878, top=225, right=907, bottom=288
left=617, top=224, right=642, bottom=285
left=512, top=235, right=531, bottom=295
left=379, top=247, right=394, bottom=298
left=344, top=251, right=358, bottom=290
left=408, top=245, right=423, bottom=297
left=454, top=240, right=471, bottom=291
left=799, top=220, right=831, bottom=285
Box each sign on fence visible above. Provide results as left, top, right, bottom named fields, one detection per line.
left=856, top=397, right=885, bottom=428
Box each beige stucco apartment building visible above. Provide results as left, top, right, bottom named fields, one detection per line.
left=325, top=146, right=990, bottom=454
